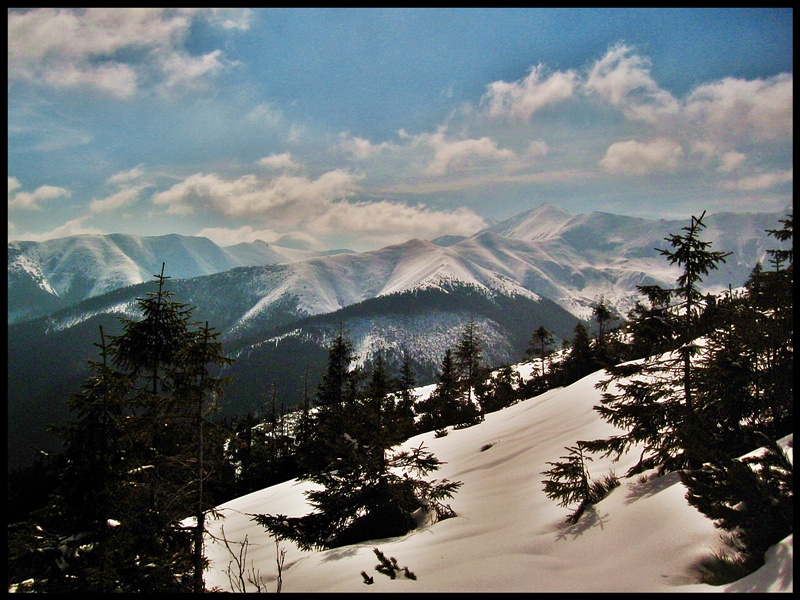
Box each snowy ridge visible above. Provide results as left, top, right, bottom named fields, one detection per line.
left=200, top=363, right=793, bottom=592
left=7, top=233, right=335, bottom=324
left=227, top=238, right=545, bottom=334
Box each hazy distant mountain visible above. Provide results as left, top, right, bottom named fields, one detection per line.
left=7, top=233, right=350, bottom=324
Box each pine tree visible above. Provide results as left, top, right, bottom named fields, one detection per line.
left=298, top=328, right=363, bottom=473
left=527, top=325, right=554, bottom=377
left=555, top=322, right=595, bottom=385
left=584, top=212, right=732, bottom=475
left=453, top=318, right=485, bottom=425
left=592, top=295, right=613, bottom=349
left=254, top=339, right=461, bottom=551
left=416, top=348, right=461, bottom=433
left=479, top=365, right=521, bottom=414
left=391, top=354, right=418, bottom=441
left=678, top=214, right=793, bottom=571
left=541, top=444, right=596, bottom=524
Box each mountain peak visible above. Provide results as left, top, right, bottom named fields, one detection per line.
left=486, top=203, right=574, bottom=241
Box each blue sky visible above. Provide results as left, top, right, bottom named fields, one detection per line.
left=8, top=8, right=793, bottom=251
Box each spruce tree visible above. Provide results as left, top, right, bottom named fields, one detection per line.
left=584, top=211, right=732, bottom=475
left=527, top=325, right=554, bottom=377
left=416, top=348, right=461, bottom=432
left=391, top=354, right=419, bottom=441
left=22, top=264, right=232, bottom=592
left=298, top=328, right=363, bottom=473
left=678, top=214, right=793, bottom=571
left=254, top=336, right=461, bottom=551
left=541, top=444, right=597, bottom=524
left=453, top=320, right=485, bottom=426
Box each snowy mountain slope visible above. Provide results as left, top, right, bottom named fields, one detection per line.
left=458, top=207, right=787, bottom=320
left=7, top=233, right=333, bottom=324
left=200, top=366, right=793, bottom=592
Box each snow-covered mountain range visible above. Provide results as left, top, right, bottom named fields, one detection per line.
left=7, top=204, right=788, bottom=469
left=8, top=203, right=784, bottom=327
left=7, top=233, right=350, bottom=324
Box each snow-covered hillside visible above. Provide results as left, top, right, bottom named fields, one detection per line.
left=200, top=364, right=793, bottom=593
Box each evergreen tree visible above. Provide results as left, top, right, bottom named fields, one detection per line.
left=677, top=214, right=793, bottom=570
left=254, top=340, right=461, bottom=551
left=541, top=444, right=596, bottom=524
left=416, top=349, right=462, bottom=433
left=299, top=328, right=363, bottom=473
left=391, top=354, right=419, bottom=441
left=555, top=322, right=595, bottom=385
left=527, top=325, right=554, bottom=377
left=453, top=318, right=485, bottom=424
left=584, top=212, right=732, bottom=475
left=10, top=264, right=233, bottom=592
left=592, top=295, right=613, bottom=349
left=479, top=365, right=521, bottom=414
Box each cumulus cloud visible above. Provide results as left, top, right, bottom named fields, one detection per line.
left=107, top=165, right=147, bottom=185
left=584, top=42, right=680, bottom=124
left=151, top=170, right=362, bottom=217
left=7, top=8, right=244, bottom=97
left=526, top=140, right=549, bottom=158
left=684, top=74, right=793, bottom=143
left=717, top=151, right=747, bottom=173
left=89, top=186, right=147, bottom=213
left=257, top=152, right=301, bottom=170
left=722, top=169, right=793, bottom=191
left=308, top=200, right=486, bottom=246
left=482, top=64, right=578, bottom=120
left=335, top=133, right=392, bottom=161
left=10, top=217, right=104, bottom=242
left=600, top=138, right=683, bottom=176
left=8, top=177, right=72, bottom=210
left=413, top=129, right=515, bottom=176
left=157, top=49, right=225, bottom=94
left=198, top=225, right=282, bottom=246
left=245, top=102, right=284, bottom=127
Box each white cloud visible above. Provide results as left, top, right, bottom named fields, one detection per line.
left=335, top=133, right=392, bottom=161
left=10, top=217, right=103, bottom=242
left=600, top=138, right=683, bottom=176
left=7, top=8, right=239, bottom=97
left=245, top=103, right=284, bottom=127
left=420, top=129, right=516, bottom=176
left=684, top=74, right=793, bottom=143
left=257, top=153, right=301, bottom=170
left=722, top=169, right=793, bottom=191
left=151, top=170, right=362, bottom=218
left=198, top=225, right=282, bottom=246
left=107, top=165, right=147, bottom=185
left=8, top=177, right=23, bottom=196
left=526, top=140, right=549, bottom=158
left=584, top=43, right=680, bottom=124
left=89, top=186, right=146, bottom=213
left=308, top=200, right=486, bottom=246
left=157, top=50, right=224, bottom=94
left=8, top=178, right=72, bottom=210
left=482, top=64, right=578, bottom=120
left=717, top=151, right=747, bottom=173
